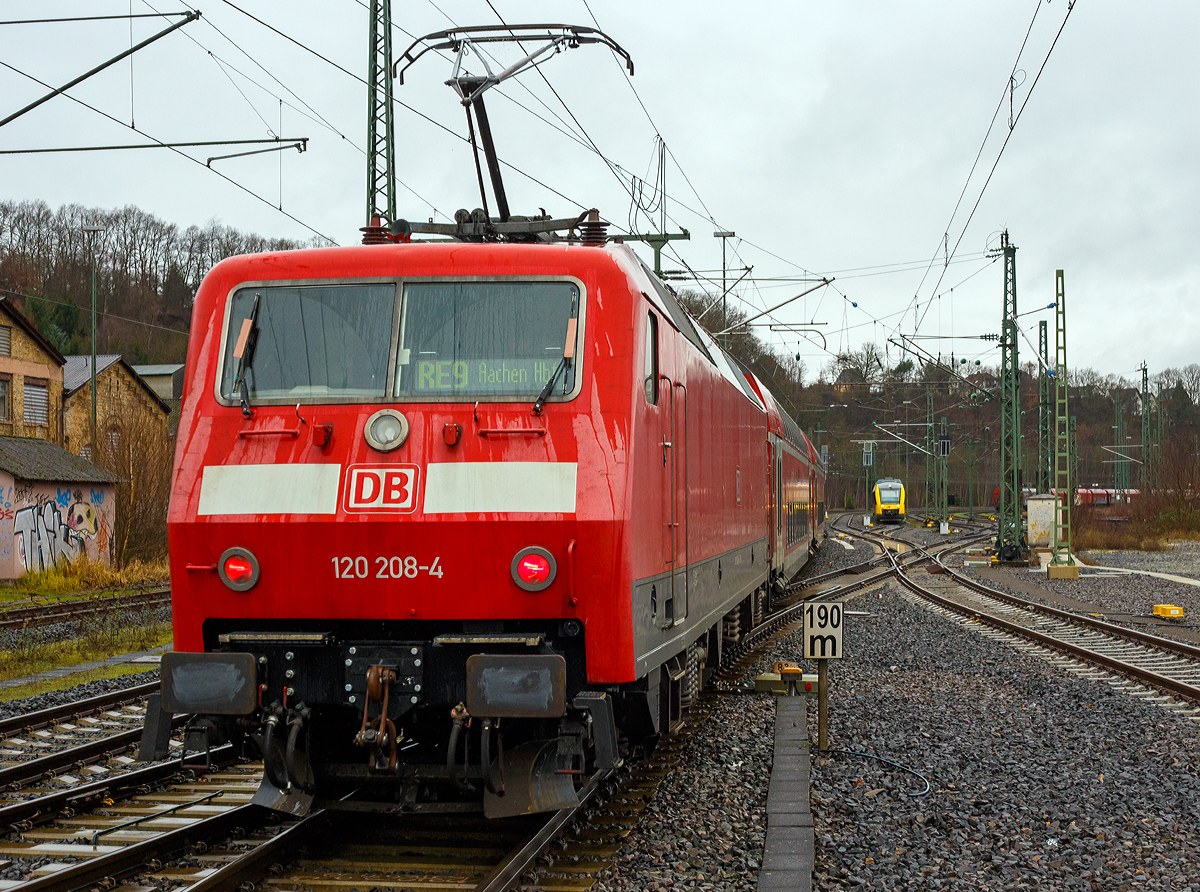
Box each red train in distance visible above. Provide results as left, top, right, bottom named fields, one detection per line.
left=148, top=239, right=825, bottom=817
left=990, top=486, right=1140, bottom=508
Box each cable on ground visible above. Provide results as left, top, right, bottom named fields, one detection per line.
left=816, top=747, right=932, bottom=797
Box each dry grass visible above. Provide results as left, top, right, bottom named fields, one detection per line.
left=6, top=556, right=169, bottom=597
left=0, top=613, right=171, bottom=683
left=1074, top=524, right=1169, bottom=553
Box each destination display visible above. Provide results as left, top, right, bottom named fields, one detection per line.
left=407, top=357, right=565, bottom=395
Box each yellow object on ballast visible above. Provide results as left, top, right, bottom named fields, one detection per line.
left=756, top=665, right=819, bottom=694
left=1153, top=604, right=1185, bottom=620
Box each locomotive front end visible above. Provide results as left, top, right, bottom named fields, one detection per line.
left=154, top=245, right=631, bottom=817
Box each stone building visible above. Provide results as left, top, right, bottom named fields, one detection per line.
left=0, top=436, right=119, bottom=578
left=0, top=296, right=66, bottom=444
left=132, top=363, right=184, bottom=435
left=63, top=355, right=171, bottom=459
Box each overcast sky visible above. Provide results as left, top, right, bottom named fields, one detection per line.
left=2, top=1, right=1196, bottom=382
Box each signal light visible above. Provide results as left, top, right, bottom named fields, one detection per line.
left=224, top=555, right=254, bottom=583
left=218, top=547, right=260, bottom=592
left=517, top=554, right=550, bottom=585
left=510, top=546, right=556, bottom=592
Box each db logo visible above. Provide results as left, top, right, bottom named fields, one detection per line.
left=343, top=464, right=420, bottom=514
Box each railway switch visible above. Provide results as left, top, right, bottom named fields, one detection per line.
left=1153, top=604, right=1184, bottom=620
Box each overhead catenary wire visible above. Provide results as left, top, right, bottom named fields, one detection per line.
left=217, top=0, right=624, bottom=231
left=0, top=12, right=190, bottom=26
left=911, top=0, right=1076, bottom=337
left=139, top=0, right=448, bottom=218
left=0, top=58, right=337, bottom=244
left=1, top=288, right=189, bottom=336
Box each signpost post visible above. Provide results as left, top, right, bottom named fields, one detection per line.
left=803, top=601, right=844, bottom=750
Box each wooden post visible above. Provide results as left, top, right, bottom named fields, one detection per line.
left=817, top=658, right=829, bottom=751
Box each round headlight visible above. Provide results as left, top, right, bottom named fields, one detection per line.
left=511, top=546, right=557, bottom=592
left=365, top=409, right=410, bottom=452
left=218, top=547, right=260, bottom=592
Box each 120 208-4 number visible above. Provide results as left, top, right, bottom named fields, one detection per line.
left=331, top=556, right=444, bottom=579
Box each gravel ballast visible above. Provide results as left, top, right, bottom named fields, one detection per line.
left=596, top=691, right=774, bottom=891
left=0, top=667, right=160, bottom=721
left=1084, top=540, right=1200, bottom=580
left=958, top=561, right=1200, bottom=646
left=803, top=582, right=1200, bottom=890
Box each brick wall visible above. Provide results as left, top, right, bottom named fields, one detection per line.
left=0, top=317, right=65, bottom=445
left=64, top=362, right=169, bottom=456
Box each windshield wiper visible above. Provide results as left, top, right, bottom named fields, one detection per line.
left=232, top=292, right=262, bottom=418
left=533, top=317, right=578, bottom=415
left=533, top=356, right=569, bottom=415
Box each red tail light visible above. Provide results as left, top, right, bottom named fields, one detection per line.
left=510, top=546, right=556, bottom=592
left=224, top=555, right=254, bottom=584
left=517, top=554, right=551, bottom=585
left=218, top=547, right=260, bottom=592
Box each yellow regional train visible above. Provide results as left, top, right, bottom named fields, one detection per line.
left=872, top=478, right=906, bottom=524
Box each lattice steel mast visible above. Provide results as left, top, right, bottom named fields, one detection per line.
left=1115, top=393, right=1129, bottom=500
left=1049, top=270, right=1077, bottom=577
left=1038, top=320, right=1052, bottom=493
left=366, top=0, right=397, bottom=226
left=996, top=231, right=1024, bottom=561
left=1141, top=362, right=1153, bottom=492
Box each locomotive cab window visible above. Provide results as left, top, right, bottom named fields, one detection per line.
left=394, top=281, right=581, bottom=400
left=644, top=312, right=658, bottom=405
left=220, top=283, right=396, bottom=403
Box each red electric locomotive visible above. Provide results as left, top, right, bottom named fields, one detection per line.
left=148, top=238, right=825, bottom=817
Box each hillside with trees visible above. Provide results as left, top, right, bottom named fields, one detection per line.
left=0, top=199, right=320, bottom=364
left=2, top=198, right=1196, bottom=533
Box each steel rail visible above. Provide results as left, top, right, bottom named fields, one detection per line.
left=474, top=769, right=612, bottom=892
left=0, top=715, right=187, bottom=790
left=0, top=681, right=161, bottom=737
left=187, top=809, right=329, bottom=892
left=893, top=568, right=1200, bottom=703
left=0, top=745, right=236, bottom=830
left=0, top=589, right=171, bottom=630
left=13, top=803, right=270, bottom=892
left=932, top=555, right=1200, bottom=663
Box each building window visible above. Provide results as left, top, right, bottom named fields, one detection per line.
left=105, top=424, right=121, bottom=452
left=0, top=377, right=9, bottom=421
left=0, top=325, right=10, bottom=357
left=81, top=444, right=93, bottom=461
left=23, top=380, right=48, bottom=425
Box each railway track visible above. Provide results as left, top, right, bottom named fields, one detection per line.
left=0, top=681, right=191, bottom=802
left=0, top=530, right=914, bottom=892
left=899, top=548, right=1200, bottom=704
left=840, top=520, right=1200, bottom=707
left=0, top=588, right=171, bottom=631
left=0, top=524, right=1002, bottom=892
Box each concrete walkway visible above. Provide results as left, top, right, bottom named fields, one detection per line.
left=0, top=643, right=172, bottom=692
left=757, top=696, right=814, bottom=891
left=1031, top=550, right=1200, bottom=587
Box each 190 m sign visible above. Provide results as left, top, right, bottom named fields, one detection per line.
left=803, top=601, right=843, bottom=659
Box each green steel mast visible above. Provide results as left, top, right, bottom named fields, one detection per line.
left=937, top=415, right=949, bottom=523
left=1038, top=320, right=1051, bottom=493
left=924, top=387, right=934, bottom=521
left=1115, top=393, right=1129, bottom=500
left=996, top=231, right=1023, bottom=561
left=1050, top=270, right=1076, bottom=575
left=1141, top=362, right=1152, bottom=492
left=366, top=0, right=397, bottom=225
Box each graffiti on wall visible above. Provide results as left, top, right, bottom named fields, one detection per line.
left=12, top=485, right=109, bottom=573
